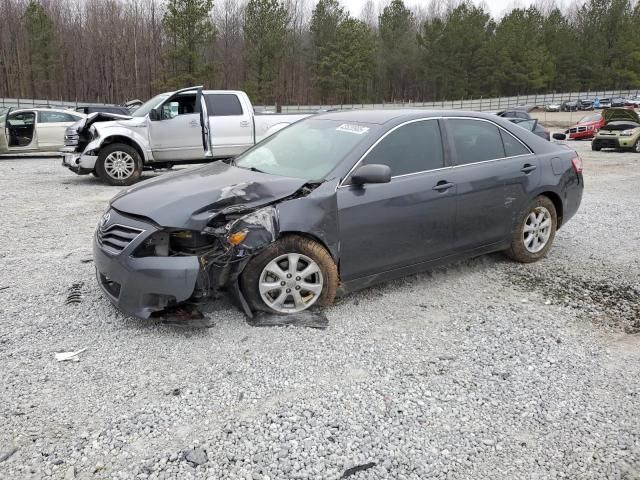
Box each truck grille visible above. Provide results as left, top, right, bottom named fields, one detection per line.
left=65, top=133, right=79, bottom=146
left=97, top=224, right=144, bottom=253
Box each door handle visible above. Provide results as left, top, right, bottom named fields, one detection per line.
left=240, top=120, right=250, bottom=127
left=521, top=164, right=537, bottom=174
left=433, top=181, right=455, bottom=192
left=189, top=119, right=199, bottom=127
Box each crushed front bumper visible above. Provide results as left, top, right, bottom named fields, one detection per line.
left=61, top=147, right=98, bottom=175
left=93, top=209, right=200, bottom=319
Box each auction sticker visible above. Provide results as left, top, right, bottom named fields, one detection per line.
left=336, top=124, right=370, bottom=135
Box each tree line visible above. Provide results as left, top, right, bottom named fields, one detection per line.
left=1, top=0, right=639, bottom=106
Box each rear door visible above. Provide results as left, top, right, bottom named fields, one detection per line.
left=37, top=110, right=82, bottom=149
left=337, top=119, right=457, bottom=280
left=148, top=88, right=202, bottom=161
left=204, top=93, right=254, bottom=157
left=442, top=118, right=539, bottom=252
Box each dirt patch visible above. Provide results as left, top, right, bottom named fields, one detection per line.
left=506, top=266, right=640, bottom=333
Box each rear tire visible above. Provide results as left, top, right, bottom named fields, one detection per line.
left=96, top=143, right=142, bottom=186
left=240, top=236, right=338, bottom=314
left=505, top=196, right=557, bottom=263
left=592, top=143, right=601, bottom=151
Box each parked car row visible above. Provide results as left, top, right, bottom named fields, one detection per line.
left=546, top=95, right=640, bottom=112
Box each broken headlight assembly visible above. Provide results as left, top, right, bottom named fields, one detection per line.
left=205, top=206, right=278, bottom=253
left=133, top=230, right=220, bottom=257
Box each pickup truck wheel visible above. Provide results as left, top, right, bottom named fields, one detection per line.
left=505, top=196, right=557, bottom=263
left=96, top=143, right=142, bottom=186
left=240, top=236, right=338, bottom=315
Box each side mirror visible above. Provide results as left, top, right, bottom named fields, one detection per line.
left=553, top=133, right=567, bottom=141
left=351, top=164, right=391, bottom=186
left=149, top=108, right=160, bottom=121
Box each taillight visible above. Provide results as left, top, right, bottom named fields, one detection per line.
left=571, top=156, right=583, bottom=173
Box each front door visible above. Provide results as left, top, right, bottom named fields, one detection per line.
left=149, top=90, right=202, bottom=161
left=337, top=119, right=457, bottom=281
left=6, top=111, right=36, bottom=150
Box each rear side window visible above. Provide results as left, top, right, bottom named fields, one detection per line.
left=500, top=129, right=530, bottom=157
left=363, top=120, right=444, bottom=176
left=448, top=119, right=505, bottom=165
left=38, top=111, right=79, bottom=123
left=205, top=94, right=243, bottom=116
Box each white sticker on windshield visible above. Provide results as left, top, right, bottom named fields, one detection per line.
left=336, top=124, right=370, bottom=135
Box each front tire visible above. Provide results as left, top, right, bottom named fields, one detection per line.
left=96, top=143, right=142, bottom=186
left=240, top=236, right=338, bottom=314
left=592, top=143, right=601, bottom=151
left=634, top=139, right=640, bottom=153
left=505, top=196, right=557, bottom=263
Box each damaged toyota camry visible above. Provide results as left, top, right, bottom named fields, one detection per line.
left=94, top=110, right=583, bottom=319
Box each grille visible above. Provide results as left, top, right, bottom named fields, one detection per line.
left=65, top=133, right=79, bottom=146
left=595, top=138, right=618, bottom=148
left=97, top=224, right=143, bottom=253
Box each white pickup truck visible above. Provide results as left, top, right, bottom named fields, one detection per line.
left=61, top=87, right=313, bottom=185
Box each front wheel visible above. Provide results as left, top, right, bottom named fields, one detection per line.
left=240, top=236, right=338, bottom=314
left=505, top=196, right=557, bottom=263
left=592, top=143, right=601, bottom=151
left=96, top=143, right=142, bottom=186
left=634, top=139, right=640, bottom=153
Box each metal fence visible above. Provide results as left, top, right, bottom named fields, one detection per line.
left=0, top=97, right=115, bottom=109
left=3, top=88, right=639, bottom=113
left=276, top=89, right=640, bottom=113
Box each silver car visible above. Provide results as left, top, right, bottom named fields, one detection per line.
left=0, top=107, right=84, bottom=155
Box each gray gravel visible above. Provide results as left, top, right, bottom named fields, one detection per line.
left=1, top=142, right=639, bottom=480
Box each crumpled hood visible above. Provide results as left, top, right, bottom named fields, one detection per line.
left=603, top=108, right=639, bottom=124
left=110, top=162, right=308, bottom=230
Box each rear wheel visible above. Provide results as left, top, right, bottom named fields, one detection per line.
left=96, top=143, right=142, bottom=186
left=505, top=196, right=557, bottom=263
left=240, top=236, right=338, bottom=314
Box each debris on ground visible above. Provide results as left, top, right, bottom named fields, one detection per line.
left=342, top=462, right=377, bottom=477
left=248, top=310, right=328, bottom=329
left=55, top=347, right=87, bottom=362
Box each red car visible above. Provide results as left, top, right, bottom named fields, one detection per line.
left=567, top=113, right=605, bottom=140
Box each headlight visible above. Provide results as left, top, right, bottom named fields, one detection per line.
left=223, top=206, right=278, bottom=251
left=620, top=130, right=634, bottom=136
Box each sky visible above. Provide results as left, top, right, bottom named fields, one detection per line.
left=341, top=0, right=534, bottom=19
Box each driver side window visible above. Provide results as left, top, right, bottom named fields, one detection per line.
left=161, top=94, right=196, bottom=120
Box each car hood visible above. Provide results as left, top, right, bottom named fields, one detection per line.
left=602, top=108, right=639, bottom=124
left=75, top=112, right=138, bottom=134
left=110, top=162, right=309, bottom=230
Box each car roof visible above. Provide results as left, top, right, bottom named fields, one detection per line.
left=9, top=107, right=83, bottom=115
left=314, top=109, right=511, bottom=125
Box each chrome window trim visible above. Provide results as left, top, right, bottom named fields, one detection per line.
left=338, top=115, right=534, bottom=189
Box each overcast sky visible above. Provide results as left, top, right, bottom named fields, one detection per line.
left=341, top=0, right=533, bottom=18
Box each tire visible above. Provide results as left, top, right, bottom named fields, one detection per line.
left=592, top=143, right=601, bottom=151
left=240, top=235, right=338, bottom=314
left=505, top=196, right=557, bottom=263
left=91, top=171, right=100, bottom=178
left=96, top=143, right=142, bottom=186
left=634, top=139, right=640, bottom=153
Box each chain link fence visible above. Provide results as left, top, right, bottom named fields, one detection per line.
left=0, top=97, right=115, bottom=110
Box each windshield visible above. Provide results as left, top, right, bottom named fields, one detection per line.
left=579, top=114, right=601, bottom=123
left=235, top=119, right=375, bottom=180
left=131, top=94, right=169, bottom=118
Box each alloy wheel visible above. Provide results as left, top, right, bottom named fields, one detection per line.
left=104, top=151, right=135, bottom=179
left=259, top=253, right=323, bottom=313
left=522, top=206, right=552, bottom=253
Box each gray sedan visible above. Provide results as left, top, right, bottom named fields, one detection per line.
left=93, top=110, right=584, bottom=319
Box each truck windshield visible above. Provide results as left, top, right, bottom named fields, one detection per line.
left=235, top=119, right=374, bottom=180
left=131, top=94, right=169, bottom=118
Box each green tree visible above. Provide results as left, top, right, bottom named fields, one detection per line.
left=493, top=7, right=552, bottom=95
left=23, top=0, right=60, bottom=98
left=419, top=3, right=495, bottom=100
left=541, top=9, right=581, bottom=91
left=309, top=0, right=347, bottom=102
left=378, top=0, right=418, bottom=100
left=162, top=0, right=215, bottom=89
left=329, top=18, right=375, bottom=103
left=243, top=0, right=289, bottom=103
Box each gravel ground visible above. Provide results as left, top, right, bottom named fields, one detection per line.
left=1, top=141, right=639, bottom=480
